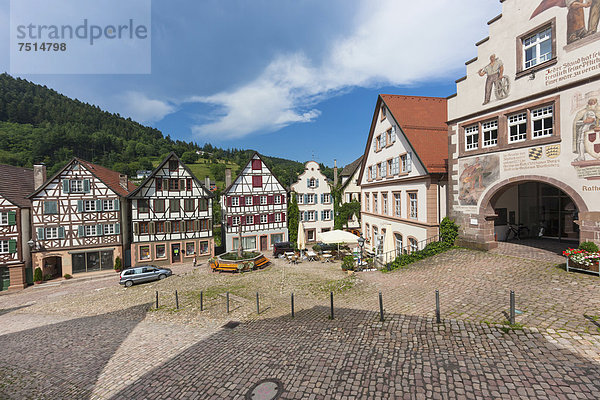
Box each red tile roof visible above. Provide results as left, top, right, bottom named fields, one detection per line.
left=0, top=164, right=34, bottom=208
left=78, top=159, right=136, bottom=197
left=380, top=94, right=448, bottom=174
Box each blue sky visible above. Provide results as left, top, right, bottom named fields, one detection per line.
left=0, top=0, right=501, bottom=167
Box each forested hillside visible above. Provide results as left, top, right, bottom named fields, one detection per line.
left=0, top=73, right=333, bottom=185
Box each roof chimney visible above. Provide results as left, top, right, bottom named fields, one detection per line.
left=33, top=164, right=47, bottom=190
left=119, top=174, right=128, bottom=190
left=225, top=168, right=232, bottom=188
left=205, top=176, right=211, bottom=189
left=333, top=159, right=338, bottom=186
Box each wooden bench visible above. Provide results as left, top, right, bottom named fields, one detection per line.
left=254, top=255, right=270, bottom=269
left=210, top=260, right=240, bottom=273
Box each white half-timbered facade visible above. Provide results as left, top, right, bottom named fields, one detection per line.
left=28, top=159, right=134, bottom=277
left=221, top=153, right=288, bottom=252
left=291, top=161, right=334, bottom=242
left=127, top=153, right=214, bottom=266
left=0, top=164, right=35, bottom=291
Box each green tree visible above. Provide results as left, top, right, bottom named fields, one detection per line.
left=181, top=150, right=199, bottom=164
left=288, top=192, right=299, bottom=244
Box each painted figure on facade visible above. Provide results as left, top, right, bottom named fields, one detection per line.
left=573, top=98, right=600, bottom=160
left=458, top=155, right=500, bottom=206
left=478, top=55, right=509, bottom=105
left=531, top=0, right=600, bottom=43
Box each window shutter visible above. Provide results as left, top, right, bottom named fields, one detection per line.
left=62, top=179, right=70, bottom=193
left=304, top=194, right=308, bottom=204
left=166, top=221, right=172, bottom=233
left=37, top=227, right=45, bottom=240
left=255, top=215, right=260, bottom=225
left=96, top=199, right=103, bottom=211
left=304, top=211, right=308, bottom=221
left=97, top=224, right=103, bottom=236
left=9, top=239, right=16, bottom=254
left=133, top=222, right=139, bottom=235
left=228, top=216, right=232, bottom=226
left=240, top=196, right=245, bottom=206
left=269, top=213, right=275, bottom=223
left=316, top=179, right=319, bottom=188
left=321, top=211, right=324, bottom=220
left=58, top=227, right=65, bottom=239
left=8, top=211, right=16, bottom=226
left=320, top=194, right=324, bottom=203
left=391, top=126, right=396, bottom=142
left=115, top=223, right=121, bottom=234
left=194, top=220, right=200, bottom=232
left=314, top=195, right=318, bottom=204
left=78, top=226, right=85, bottom=237
left=407, top=153, right=412, bottom=173
left=268, top=195, right=273, bottom=205
left=114, top=199, right=120, bottom=211
left=83, top=179, right=90, bottom=193
left=208, top=219, right=212, bottom=231
left=254, top=195, right=260, bottom=205
left=315, top=212, right=319, bottom=221
left=227, top=196, right=232, bottom=207
left=149, top=222, right=155, bottom=234
left=306, top=178, right=310, bottom=186
left=77, top=200, right=84, bottom=212
left=282, top=212, right=286, bottom=222
left=242, top=216, right=246, bottom=226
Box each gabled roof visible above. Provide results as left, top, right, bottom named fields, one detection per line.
left=223, top=152, right=287, bottom=194
left=359, top=95, right=448, bottom=182
left=28, top=158, right=136, bottom=198
left=340, top=156, right=363, bottom=177
left=380, top=94, right=448, bottom=174
left=127, top=152, right=214, bottom=199
left=0, top=164, right=34, bottom=208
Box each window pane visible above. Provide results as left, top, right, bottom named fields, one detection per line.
left=72, top=254, right=86, bottom=273
left=101, top=251, right=113, bottom=270
left=86, top=252, right=100, bottom=271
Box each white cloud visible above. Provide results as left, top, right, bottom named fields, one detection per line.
left=117, top=91, right=176, bottom=124
left=191, top=0, right=500, bottom=138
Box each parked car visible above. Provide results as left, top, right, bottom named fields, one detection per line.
left=273, top=241, right=294, bottom=257
left=119, top=265, right=172, bottom=287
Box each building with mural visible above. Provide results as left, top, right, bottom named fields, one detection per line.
left=28, top=159, right=134, bottom=277
left=291, top=161, right=334, bottom=242
left=127, top=153, right=214, bottom=266
left=448, top=0, right=600, bottom=249
left=221, top=153, right=288, bottom=252
left=358, top=95, right=448, bottom=254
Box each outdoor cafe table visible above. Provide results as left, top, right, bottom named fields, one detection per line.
left=307, top=250, right=318, bottom=261
left=322, top=254, right=333, bottom=262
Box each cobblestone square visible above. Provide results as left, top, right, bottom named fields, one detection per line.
left=1, top=247, right=599, bottom=399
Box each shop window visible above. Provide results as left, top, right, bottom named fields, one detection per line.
left=199, top=241, right=209, bottom=254
left=140, top=246, right=151, bottom=260
left=156, top=244, right=166, bottom=259
left=185, top=242, right=195, bottom=256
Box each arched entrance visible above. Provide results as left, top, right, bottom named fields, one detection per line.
left=480, top=176, right=588, bottom=245
left=42, top=256, right=62, bottom=280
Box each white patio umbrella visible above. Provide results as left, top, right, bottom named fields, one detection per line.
left=382, top=225, right=396, bottom=263
left=316, top=230, right=360, bottom=255
left=297, top=221, right=306, bottom=251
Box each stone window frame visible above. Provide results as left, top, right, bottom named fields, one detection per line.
left=457, top=95, right=560, bottom=158
left=516, top=18, right=557, bottom=80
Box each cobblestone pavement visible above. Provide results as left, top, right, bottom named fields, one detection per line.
left=0, top=249, right=599, bottom=399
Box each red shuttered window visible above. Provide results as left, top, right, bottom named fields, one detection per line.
left=252, top=175, right=262, bottom=187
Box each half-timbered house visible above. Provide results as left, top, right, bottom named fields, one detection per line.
left=221, top=153, right=288, bottom=252
left=127, top=153, right=214, bottom=266
left=0, top=164, right=38, bottom=291
left=28, top=158, right=135, bottom=277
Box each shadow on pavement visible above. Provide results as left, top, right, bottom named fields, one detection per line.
left=0, top=305, right=32, bottom=317
left=0, top=303, right=151, bottom=400
left=109, top=306, right=600, bottom=399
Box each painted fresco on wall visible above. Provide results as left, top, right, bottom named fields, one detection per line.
left=571, top=95, right=600, bottom=178
left=531, top=0, right=600, bottom=46
left=478, top=55, right=510, bottom=105
left=458, top=155, right=500, bottom=206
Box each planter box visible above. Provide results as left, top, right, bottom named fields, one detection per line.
left=566, top=257, right=600, bottom=276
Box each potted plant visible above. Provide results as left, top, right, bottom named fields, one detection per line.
left=33, top=267, right=43, bottom=284
left=63, top=274, right=72, bottom=280
left=563, top=247, right=600, bottom=273
left=114, top=256, right=122, bottom=273
left=341, top=255, right=355, bottom=272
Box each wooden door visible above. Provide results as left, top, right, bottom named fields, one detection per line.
left=260, top=235, right=268, bottom=251
left=171, top=244, right=181, bottom=263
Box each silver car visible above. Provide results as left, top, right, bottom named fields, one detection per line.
left=119, top=265, right=172, bottom=287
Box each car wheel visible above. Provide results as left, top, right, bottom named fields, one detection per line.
left=158, top=274, right=166, bottom=280
left=125, top=280, right=133, bottom=288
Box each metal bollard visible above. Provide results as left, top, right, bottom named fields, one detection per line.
left=435, top=290, right=441, bottom=324
left=200, top=291, right=203, bottom=311
left=509, top=290, right=515, bottom=325
left=256, top=292, right=260, bottom=315
left=175, top=290, right=179, bottom=310
left=330, top=291, right=334, bottom=320
left=226, top=291, right=230, bottom=314
left=291, top=292, right=295, bottom=318
left=155, top=291, right=159, bottom=309
left=379, top=292, right=384, bottom=322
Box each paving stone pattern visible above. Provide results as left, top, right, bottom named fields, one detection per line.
left=0, top=248, right=598, bottom=399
